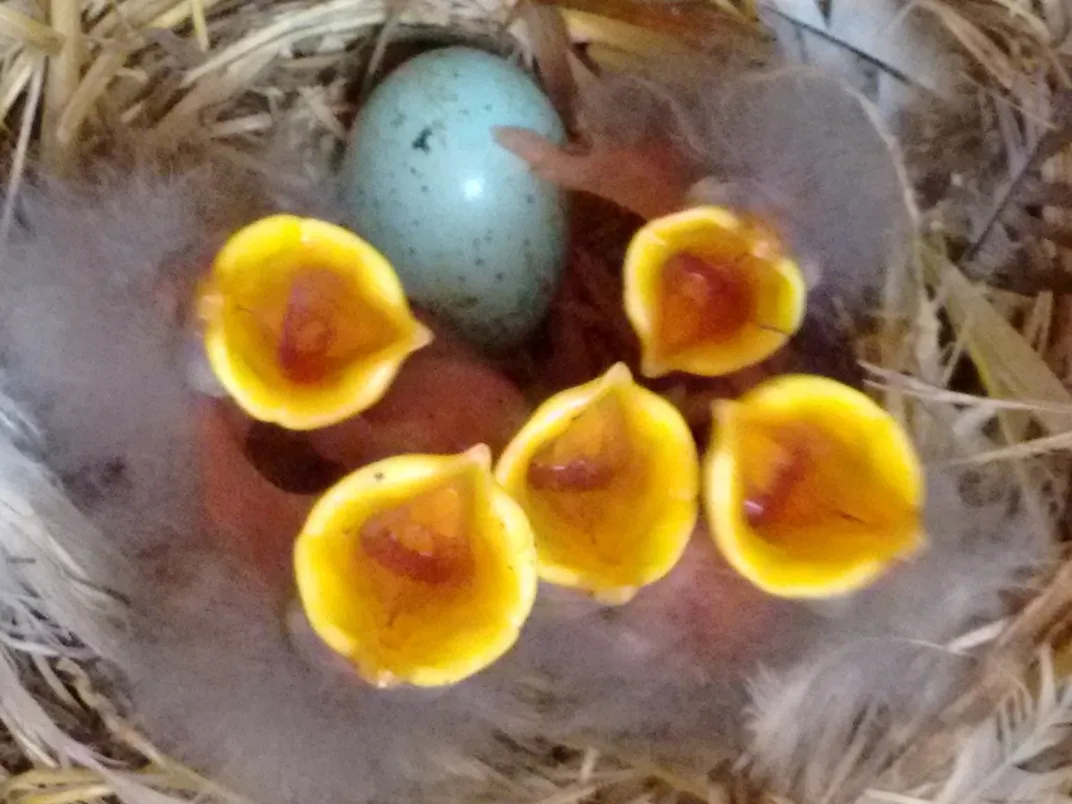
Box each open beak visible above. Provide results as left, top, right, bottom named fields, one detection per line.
left=703, top=374, right=924, bottom=598
left=623, top=206, right=807, bottom=379
left=197, top=215, right=432, bottom=431
left=495, top=362, right=699, bottom=604
left=293, top=445, right=538, bottom=688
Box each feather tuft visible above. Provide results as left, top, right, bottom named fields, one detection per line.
left=746, top=470, right=1048, bottom=802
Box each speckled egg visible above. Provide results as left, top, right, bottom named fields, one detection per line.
left=340, top=46, right=569, bottom=352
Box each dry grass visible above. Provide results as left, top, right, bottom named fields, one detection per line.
left=2, top=0, right=1072, bottom=802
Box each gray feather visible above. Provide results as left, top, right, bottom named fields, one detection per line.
left=0, top=162, right=508, bottom=804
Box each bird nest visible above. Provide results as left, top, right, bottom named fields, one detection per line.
left=3, top=1, right=1072, bottom=804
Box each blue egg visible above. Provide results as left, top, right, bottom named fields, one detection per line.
left=339, top=46, right=569, bottom=351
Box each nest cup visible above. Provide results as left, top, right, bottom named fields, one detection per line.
left=2, top=2, right=1071, bottom=804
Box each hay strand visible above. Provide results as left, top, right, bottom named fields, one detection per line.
left=41, top=0, right=82, bottom=170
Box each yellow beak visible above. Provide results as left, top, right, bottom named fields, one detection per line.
left=703, top=374, right=924, bottom=598
left=293, top=445, right=538, bottom=688
left=198, top=215, right=432, bottom=431
left=623, top=206, right=807, bottom=378
left=495, top=362, right=699, bottom=604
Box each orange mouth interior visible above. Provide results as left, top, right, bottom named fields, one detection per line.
left=527, top=394, right=633, bottom=497
left=736, top=418, right=911, bottom=552
left=232, top=266, right=400, bottom=386
left=360, top=479, right=474, bottom=586
left=740, top=421, right=838, bottom=532
left=521, top=394, right=653, bottom=570
left=655, top=252, right=755, bottom=356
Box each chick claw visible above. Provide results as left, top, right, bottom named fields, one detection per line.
left=494, top=126, right=693, bottom=220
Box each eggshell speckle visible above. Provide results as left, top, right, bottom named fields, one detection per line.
left=340, top=46, right=569, bottom=352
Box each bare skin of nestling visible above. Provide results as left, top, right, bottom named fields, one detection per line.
left=197, top=309, right=532, bottom=595
left=307, top=347, right=530, bottom=468
left=624, top=531, right=785, bottom=666
left=198, top=397, right=310, bottom=591
left=494, top=126, right=693, bottom=221
left=497, top=121, right=859, bottom=409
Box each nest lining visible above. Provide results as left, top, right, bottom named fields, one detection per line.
left=2, top=1, right=1072, bottom=803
